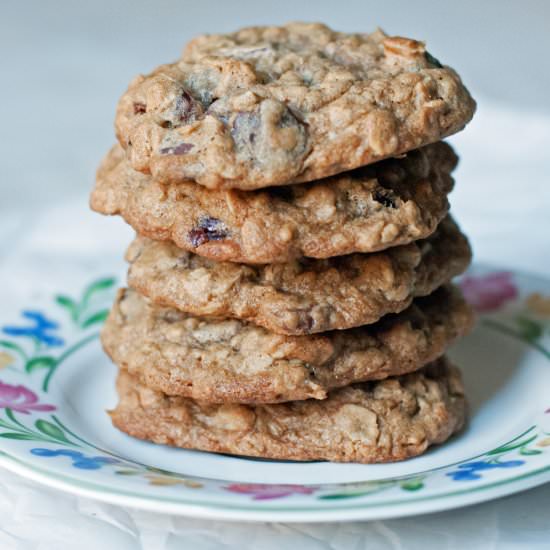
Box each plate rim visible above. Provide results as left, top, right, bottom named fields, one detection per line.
left=0, top=265, right=549, bottom=522
left=1, top=451, right=549, bottom=522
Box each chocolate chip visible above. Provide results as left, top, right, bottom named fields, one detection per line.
left=188, top=228, right=208, bottom=247
left=175, top=90, right=200, bottom=123
left=199, top=216, right=225, bottom=233
left=373, top=190, right=397, bottom=209
left=230, top=102, right=308, bottom=169
left=160, top=89, right=204, bottom=129
left=188, top=217, right=228, bottom=247
left=296, top=312, right=314, bottom=332
left=159, top=143, right=194, bottom=155
left=133, top=102, right=146, bottom=115
left=231, top=111, right=260, bottom=149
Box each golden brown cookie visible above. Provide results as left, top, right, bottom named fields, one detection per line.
left=101, top=285, right=474, bottom=403
left=111, top=357, right=466, bottom=463
left=126, top=216, right=471, bottom=335
left=115, top=23, right=475, bottom=190
left=91, top=142, right=456, bottom=264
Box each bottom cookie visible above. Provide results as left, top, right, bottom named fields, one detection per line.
left=111, top=357, right=466, bottom=464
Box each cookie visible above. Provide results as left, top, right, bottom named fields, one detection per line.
left=115, top=22, right=475, bottom=190
left=101, top=285, right=473, bottom=403
left=111, top=357, right=466, bottom=463
left=126, top=216, right=471, bottom=335
left=91, top=141, right=456, bottom=264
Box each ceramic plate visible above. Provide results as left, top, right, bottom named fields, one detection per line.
left=0, top=266, right=549, bottom=522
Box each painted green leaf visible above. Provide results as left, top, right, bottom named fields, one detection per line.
left=115, top=469, right=141, bottom=476
left=81, top=309, right=109, bottom=329
left=515, top=316, right=543, bottom=342
left=35, top=419, right=71, bottom=443
left=487, top=434, right=538, bottom=455
left=0, top=340, right=25, bottom=354
left=0, top=432, right=36, bottom=440
left=519, top=447, right=543, bottom=456
left=82, top=277, right=116, bottom=305
left=319, top=492, right=374, bottom=500
left=401, top=479, right=424, bottom=491
left=146, top=466, right=176, bottom=476
left=319, top=482, right=394, bottom=500
left=4, top=408, right=21, bottom=425
left=25, top=356, right=56, bottom=374
left=55, top=295, right=78, bottom=321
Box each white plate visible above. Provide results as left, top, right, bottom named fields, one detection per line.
left=0, top=266, right=549, bottom=522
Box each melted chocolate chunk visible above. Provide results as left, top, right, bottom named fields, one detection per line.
left=133, top=102, right=147, bottom=115
left=159, top=143, right=194, bottom=155
left=188, top=217, right=228, bottom=247
left=175, top=90, right=200, bottom=123
left=231, top=111, right=260, bottom=148
left=296, top=312, right=314, bottom=332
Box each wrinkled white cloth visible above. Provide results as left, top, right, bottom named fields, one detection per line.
left=0, top=470, right=549, bottom=550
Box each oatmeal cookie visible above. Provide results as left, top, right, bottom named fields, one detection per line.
left=126, top=216, right=471, bottom=335
left=91, top=141, right=456, bottom=263
left=115, top=22, right=475, bottom=190
left=101, top=285, right=474, bottom=403
left=111, top=357, right=466, bottom=463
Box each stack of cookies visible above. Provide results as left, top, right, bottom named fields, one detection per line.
left=91, top=23, right=476, bottom=463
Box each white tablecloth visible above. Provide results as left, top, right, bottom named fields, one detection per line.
left=1, top=1, right=550, bottom=546
left=0, top=472, right=549, bottom=550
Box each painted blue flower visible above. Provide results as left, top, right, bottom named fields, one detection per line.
left=3, top=311, right=64, bottom=347
left=30, top=448, right=119, bottom=470
left=446, top=459, right=525, bottom=481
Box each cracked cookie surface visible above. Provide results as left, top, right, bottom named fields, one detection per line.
left=111, top=357, right=466, bottom=463
left=101, top=285, right=473, bottom=403
left=91, top=141, right=456, bottom=264
left=126, top=216, right=471, bottom=335
left=115, top=22, right=475, bottom=190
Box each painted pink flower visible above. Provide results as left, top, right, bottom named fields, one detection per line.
left=0, top=381, right=56, bottom=414
left=459, top=272, right=518, bottom=312
left=225, top=483, right=317, bottom=500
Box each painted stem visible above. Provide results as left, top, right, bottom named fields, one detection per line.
left=42, top=332, right=99, bottom=392
left=52, top=415, right=112, bottom=453
left=0, top=410, right=80, bottom=446
left=52, top=415, right=156, bottom=468
left=5, top=408, right=33, bottom=432
left=483, top=319, right=550, bottom=360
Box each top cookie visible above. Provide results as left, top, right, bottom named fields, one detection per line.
left=115, top=22, right=475, bottom=190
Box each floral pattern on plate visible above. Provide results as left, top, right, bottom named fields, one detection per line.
left=0, top=268, right=548, bottom=518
